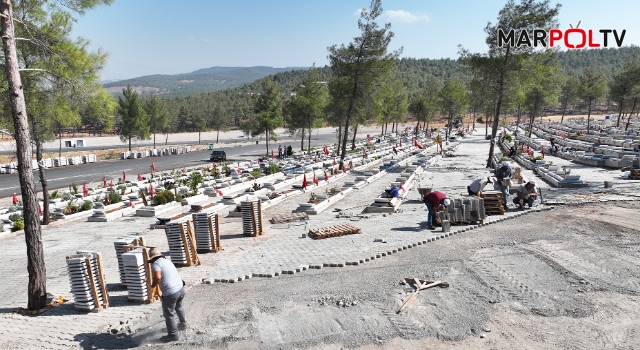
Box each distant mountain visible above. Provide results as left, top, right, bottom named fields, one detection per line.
left=103, top=66, right=307, bottom=97
left=101, top=79, right=122, bottom=84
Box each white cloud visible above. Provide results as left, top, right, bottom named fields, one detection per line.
left=385, top=10, right=429, bottom=23
left=353, top=8, right=366, bottom=16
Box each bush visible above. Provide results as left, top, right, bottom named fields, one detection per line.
left=81, top=200, right=93, bottom=212
left=8, top=213, right=22, bottom=222
left=70, top=183, right=78, bottom=194
left=107, top=190, right=122, bottom=204
left=12, top=219, right=24, bottom=231
left=152, top=190, right=175, bottom=206
left=188, top=172, right=203, bottom=193
left=264, top=163, right=280, bottom=175
left=250, top=170, right=262, bottom=179
left=533, top=156, right=544, bottom=161
left=176, top=194, right=183, bottom=203
left=50, top=190, right=60, bottom=199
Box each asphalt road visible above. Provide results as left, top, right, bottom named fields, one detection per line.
left=0, top=130, right=377, bottom=198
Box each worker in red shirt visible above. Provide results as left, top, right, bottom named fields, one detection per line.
left=423, top=191, right=450, bottom=230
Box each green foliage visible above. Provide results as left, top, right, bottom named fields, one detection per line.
left=250, top=170, right=262, bottom=179
left=12, top=219, right=24, bottom=232
left=9, top=213, right=23, bottom=222
left=408, top=75, right=441, bottom=130
left=50, top=190, right=61, bottom=199
left=107, top=190, right=122, bottom=204
left=176, top=194, right=183, bottom=203
left=534, top=156, right=544, bottom=161
left=288, top=65, right=329, bottom=152
left=188, top=172, right=203, bottom=193
left=264, top=163, right=280, bottom=175
left=81, top=200, right=93, bottom=211
left=118, top=85, right=151, bottom=150
left=249, top=78, right=284, bottom=154
left=439, top=78, right=468, bottom=136
left=577, top=64, right=608, bottom=130
left=144, top=95, right=170, bottom=146
left=70, top=183, right=78, bottom=195
left=152, top=190, right=175, bottom=206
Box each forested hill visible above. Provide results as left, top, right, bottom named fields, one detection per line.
left=114, top=47, right=638, bottom=100
left=103, top=66, right=306, bottom=97
left=557, top=46, right=640, bottom=77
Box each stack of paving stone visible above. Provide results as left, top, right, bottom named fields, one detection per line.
left=241, top=199, right=264, bottom=237
left=192, top=212, right=221, bottom=252
left=164, top=222, right=199, bottom=266
left=481, top=190, right=505, bottom=215
left=65, top=251, right=109, bottom=311
left=121, top=248, right=152, bottom=302
left=463, top=197, right=486, bottom=222
left=113, top=235, right=145, bottom=287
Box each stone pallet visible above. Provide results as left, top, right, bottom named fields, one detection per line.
left=308, top=223, right=362, bottom=239
left=192, top=212, right=222, bottom=252
left=241, top=199, right=264, bottom=237
left=65, top=251, right=109, bottom=312
left=164, top=222, right=200, bottom=267
left=481, top=191, right=505, bottom=215
left=113, top=235, right=145, bottom=287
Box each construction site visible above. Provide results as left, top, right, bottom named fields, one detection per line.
left=0, top=116, right=639, bottom=349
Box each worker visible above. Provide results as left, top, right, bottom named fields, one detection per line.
left=468, top=176, right=493, bottom=196
left=513, top=180, right=538, bottom=209
left=386, top=184, right=399, bottom=206
left=508, top=145, right=517, bottom=158
left=423, top=191, right=450, bottom=231
left=494, top=161, right=512, bottom=208
left=149, top=247, right=188, bottom=342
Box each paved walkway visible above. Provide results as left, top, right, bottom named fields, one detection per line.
left=0, top=129, right=637, bottom=349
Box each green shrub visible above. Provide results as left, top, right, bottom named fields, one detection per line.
left=264, top=163, right=280, bottom=175
left=12, top=219, right=24, bottom=231
left=8, top=213, right=22, bottom=222
left=176, top=194, right=183, bottom=203
left=533, top=156, right=544, bottom=161
left=81, top=200, right=93, bottom=211
left=152, top=190, right=175, bottom=206
left=188, top=172, right=203, bottom=193
left=107, top=190, right=122, bottom=204
left=50, top=190, right=60, bottom=199
left=70, top=183, right=78, bottom=194
left=250, top=170, right=262, bottom=179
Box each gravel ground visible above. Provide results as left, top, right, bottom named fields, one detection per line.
left=73, top=131, right=640, bottom=349
left=87, top=200, right=640, bottom=349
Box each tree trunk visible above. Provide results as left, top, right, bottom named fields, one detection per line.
left=153, top=133, right=156, bottom=149
left=487, top=47, right=510, bottom=168
left=586, top=100, right=592, bottom=134
left=128, top=136, right=131, bottom=151
left=626, top=97, right=638, bottom=131
left=351, top=124, right=358, bottom=149
left=307, top=123, right=312, bottom=155
left=560, top=101, right=568, bottom=124
left=300, top=130, right=305, bottom=151
left=472, top=108, right=476, bottom=131
left=58, top=128, right=62, bottom=158
left=216, top=129, right=220, bottom=143
left=265, top=128, right=270, bottom=155
left=198, top=131, right=201, bottom=145
left=337, top=124, right=342, bottom=153
left=35, top=135, right=49, bottom=225
left=1, top=0, right=46, bottom=310
left=616, top=99, right=624, bottom=128
left=515, top=104, right=522, bottom=137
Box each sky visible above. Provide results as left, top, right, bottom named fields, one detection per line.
left=69, top=0, right=640, bottom=81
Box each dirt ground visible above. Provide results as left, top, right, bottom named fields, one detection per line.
left=83, top=200, right=640, bottom=350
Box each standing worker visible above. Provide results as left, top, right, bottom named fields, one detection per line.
left=468, top=176, right=493, bottom=196
left=149, top=247, right=188, bottom=342
left=494, top=161, right=513, bottom=208
left=423, top=191, right=450, bottom=230
left=513, top=180, right=538, bottom=209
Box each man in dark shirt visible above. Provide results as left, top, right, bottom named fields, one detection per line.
left=423, top=191, right=450, bottom=230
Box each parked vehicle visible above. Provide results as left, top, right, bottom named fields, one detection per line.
left=209, top=150, right=227, bottom=162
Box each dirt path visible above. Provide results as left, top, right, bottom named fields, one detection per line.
left=84, top=201, right=640, bottom=349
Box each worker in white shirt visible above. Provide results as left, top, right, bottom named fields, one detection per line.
left=467, top=176, right=493, bottom=196
left=513, top=180, right=538, bottom=209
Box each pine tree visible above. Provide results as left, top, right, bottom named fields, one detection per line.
left=118, top=85, right=150, bottom=151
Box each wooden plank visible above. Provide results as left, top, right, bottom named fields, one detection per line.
left=140, top=191, right=149, bottom=207
left=250, top=202, right=258, bottom=237
left=85, top=258, right=102, bottom=311
left=179, top=224, right=193, bottom=266
left=214, top=214, right=221, bottom=251
left=187, top=221, right=200, bottom=265
left=95, top=253, right=110, bottom=308
left=257, top=200, right=264, bottom=235
left=142, top=247, right=156, bottom=303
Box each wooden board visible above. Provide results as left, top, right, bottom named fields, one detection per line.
left=270, top=212, right=309, bottom=224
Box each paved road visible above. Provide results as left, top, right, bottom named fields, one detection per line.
left=0, top=130, right=378, bottom=198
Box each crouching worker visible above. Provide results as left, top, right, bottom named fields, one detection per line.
left=513, top=180, right=538, bottom=209
left=149, top=247, right=188, bottom=342
left=386, top=184, right=399, bottom=207
left=468, top=176, right=493, bottom=197
left=423, top=191, right=450, bottom=230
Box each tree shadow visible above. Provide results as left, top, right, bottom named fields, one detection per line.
left=220, top=233, right=246, bottom=240
left=74, top=331, right=142, bottom=349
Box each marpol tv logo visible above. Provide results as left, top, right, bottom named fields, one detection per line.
left=498, top=21, right=626, bottom=49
